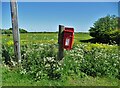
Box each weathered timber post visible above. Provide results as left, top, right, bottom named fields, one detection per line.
left=10, top=0, right=21, bottom=64
left=58, top=25, right=64, bottom=60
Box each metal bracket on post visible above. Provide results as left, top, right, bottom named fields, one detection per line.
left=10, top=0, right=21, bottom=65
left=58, top=25, right=64, bottom=60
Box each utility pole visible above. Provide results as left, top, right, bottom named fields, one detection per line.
left=10, top=0, right=21, bottom=64
left=58, top=25, right=64, bottom=60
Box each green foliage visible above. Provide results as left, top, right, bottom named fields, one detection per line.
left=20, top=44, right=87, bottom=80
left=1, top=29, right=12, bottom=34
left=66, top=43, right=119, bottom=79
left=1, top=32, right=120, bottom=86
left=1, top=28, right=28, bottom=34
left=2, top=43, right=119, bottom=81
left=89, top=15, right=120, bottom=44
left=2, top=65, right=119, bottom=86
left=20, top=44, right=62, bottom=80
left=19, top=28, right=28, bottom=33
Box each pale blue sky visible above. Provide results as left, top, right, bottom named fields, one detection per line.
left=2, top=2, right=119, bottom=32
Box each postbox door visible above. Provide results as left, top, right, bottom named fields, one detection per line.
left=63, top=27, right=74, bottom=50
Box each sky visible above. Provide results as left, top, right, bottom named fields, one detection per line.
left=1, top=0, right=120, bottom=2
left=2, top=2, right=119, bottom=32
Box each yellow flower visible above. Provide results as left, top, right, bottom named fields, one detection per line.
left=7, top=40, right=13, bottom=46
left=85, top=45, right=92, bottom=51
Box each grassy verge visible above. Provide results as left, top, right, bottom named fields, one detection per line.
left=2, top=65, right=119, bottom=86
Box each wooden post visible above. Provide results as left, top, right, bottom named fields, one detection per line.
left=10, top=0, right=21, bottom=64
left=58, top=25, right=64, bottom=60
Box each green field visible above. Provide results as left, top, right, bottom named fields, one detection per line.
left=2, top=32, right=92, bottom=45
left=1, top=32, right=120, bottom=86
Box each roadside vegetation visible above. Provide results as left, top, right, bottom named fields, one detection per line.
left=1, top=15, right=120, bottom=86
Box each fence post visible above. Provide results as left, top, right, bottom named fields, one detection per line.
left=10, top=0, right=21, bottom=64
left=58, top=25, right=64, bottom=60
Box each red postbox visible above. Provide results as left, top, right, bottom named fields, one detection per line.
left=63, top=27, right=74, bottom=50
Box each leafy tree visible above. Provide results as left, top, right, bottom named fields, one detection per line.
left=1, top=29, right=12, bottom=34
left=19, top=28, right=28, bottom=33
left=1, top=28, right=28, bottom=34
left=89, top=15, right=120, bottom=44
left=9, top=28, right=28, bottom=33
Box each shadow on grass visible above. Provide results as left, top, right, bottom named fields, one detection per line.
left=80, top=38, right=103, bottom=44
left=80, top=38, right=120, bottom=44
left=2, top=45, right=13, bottom=66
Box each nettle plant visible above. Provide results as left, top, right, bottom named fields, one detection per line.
left=2, top=43, right=119, bottom=80
left=66, top=43, right=119, bottom=79
left=20, top=44, right=62, bottom=80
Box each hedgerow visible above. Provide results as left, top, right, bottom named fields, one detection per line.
left=2, top=43, right=119, bottom=80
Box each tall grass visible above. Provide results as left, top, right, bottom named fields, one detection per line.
left=2, top=43, right=119, bottom=81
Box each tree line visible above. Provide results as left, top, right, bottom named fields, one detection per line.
left=89, top=15, right=120, bottom=44
left=1, top=28, right=28, bottom=34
